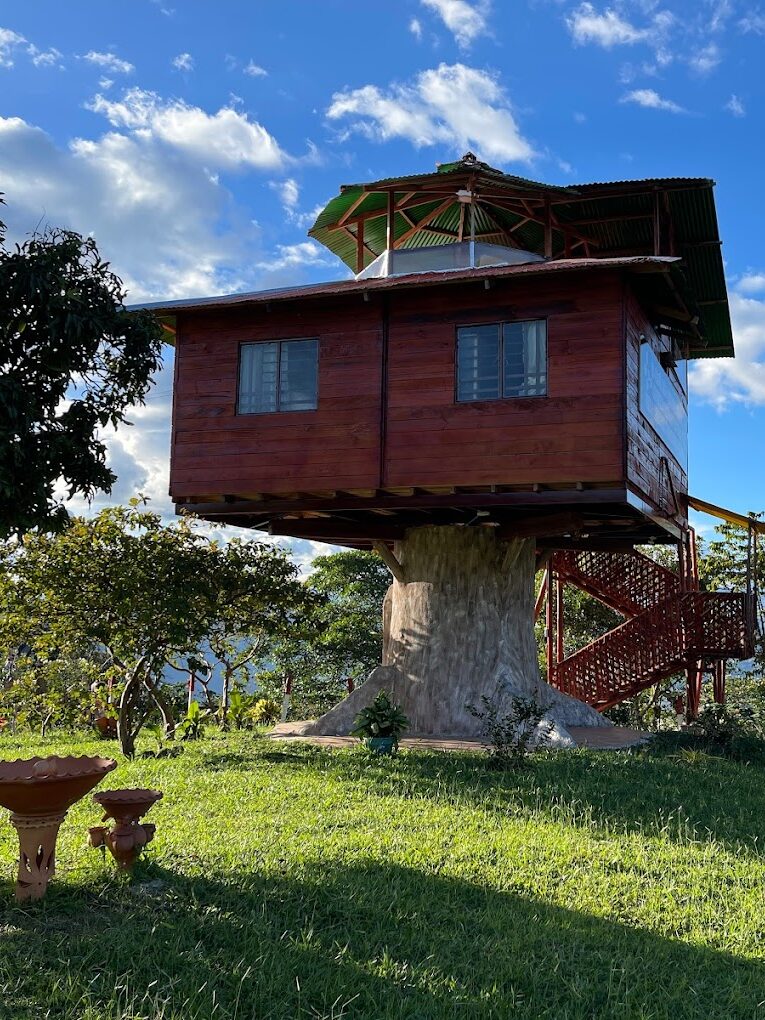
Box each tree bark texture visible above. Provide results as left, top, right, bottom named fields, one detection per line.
left=303, top=526, right=609, bottom=742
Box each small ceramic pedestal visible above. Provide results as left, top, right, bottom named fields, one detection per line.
left=0, top=756, right=117, bottom=901
left=89, top=789, right=163, bottom=870
left=10, top=811, right=66, bottom=901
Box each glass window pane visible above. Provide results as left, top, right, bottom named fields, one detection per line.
left=503, top=320, right=547, bottom=397
left=279, top=338, right=318, bottom=411
left=457, top=324, right=500, bottom=401
left=239, top=342, right=278, bottom=413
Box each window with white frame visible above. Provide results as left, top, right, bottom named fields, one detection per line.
left=238, top=338, right=318, bottom=414
left=456, top=320, right=547, bottom=402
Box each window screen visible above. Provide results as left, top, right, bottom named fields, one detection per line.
left=238, top=339, right=318, bottom=414
left=457, top=320, right=547, bottom=402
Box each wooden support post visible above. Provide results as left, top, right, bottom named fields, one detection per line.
left=372, top=540, right=407, bottom=584
left=686, top=661, right=703, bottom=721
left=545, top=568, right=554, bottom=683
left=387, top=191, right=395, bottom=251
left=555, top=574, right=564, bottom=665
left=356, top=218, right=365, bottom=274
left=689, top=528, right=699, bottom=589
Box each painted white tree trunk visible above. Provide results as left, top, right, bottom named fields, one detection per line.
left=303, top=526, right=609, bottom=742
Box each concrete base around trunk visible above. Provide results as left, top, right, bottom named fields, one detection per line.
left=269, top=722, right=651, bottom=752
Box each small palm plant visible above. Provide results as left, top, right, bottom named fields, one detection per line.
left=178, top=699, right=209, bottom=741
left=351, top=690, right=409, bottom=754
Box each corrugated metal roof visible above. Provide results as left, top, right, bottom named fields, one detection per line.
left=132, top=255, right=682, bottom=319
left=308, top=156, right=731, bottom=359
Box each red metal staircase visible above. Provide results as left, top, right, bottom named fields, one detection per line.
left=544, top=545, right=755, bottom=714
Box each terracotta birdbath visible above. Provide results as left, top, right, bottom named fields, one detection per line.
left=89, top=788, right=163, bottom=870
left=0, top=755, right=116, bottom=901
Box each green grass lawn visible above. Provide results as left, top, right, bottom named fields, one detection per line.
left=1, top=731, right=765, bottom=1019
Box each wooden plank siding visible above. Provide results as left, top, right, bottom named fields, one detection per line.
left=169, top=269, right=678, bottom=512
left=172, top=298, right=383, bottom=495
left=384, top=273, right=625, bottom=488
left=624, top=286, right=688, bottom=526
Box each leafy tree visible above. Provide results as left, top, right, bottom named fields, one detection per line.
left=0, top=653, right=108, bottom=737
left=206, top=537, right=323, bottom=727
left=0, top=208, right=163, bottom=536
left=259, top=550, right=390, bottom=718
left=0, top=501, right=311, bottom=755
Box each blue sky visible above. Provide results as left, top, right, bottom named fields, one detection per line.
left=1, top=0, right=764, bottom=551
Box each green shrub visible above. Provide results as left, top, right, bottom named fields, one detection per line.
left=249, top=697, right=281, bottom=726
left=467, top=689, right=552, bottom=769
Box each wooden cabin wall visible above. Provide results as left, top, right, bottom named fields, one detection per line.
left=624, top=286, right=688, bottom=525
left=384, top=271, right=625, bottom=488
left=171, top=299, right=383, bottom=498
left=170, top=270, right=629, bottom=502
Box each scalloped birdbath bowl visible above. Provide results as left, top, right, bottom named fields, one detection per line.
left=94, top=788, right=163, bottom=824
left=0, top=755, right=116, bottom=901
left=90, top=788, right=163, bottom=870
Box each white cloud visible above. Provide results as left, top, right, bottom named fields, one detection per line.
left=690, top=291, right=765, bottom=408
left=327, top=62, right=535, bottom=164
left=688, top=41, right=721, bottom=74
left=88, top=87, right=286, bottom=170
left=244, top=60, right=267, bottom=77
left=0, top=99, right=328, bottom=526
left=738, top=273, right=765, bottom=293
left=28, top=45, right=64, bottom=69
left=0, top=27, right=26, bottom=67
left=726, top=93, right=746, bottom=117
left=621, top=88, right=685, bottom=112
left=707, top=0, right=734, bottom=33
left=739, top=10, right=765, bottom=33
left=256, top=240, right=334, bottom=272
left=82, top=50, right=134, bottom=74
left=420, top=0, right=490, bottom=49
left=566, top=3, right=672, bottom=47
left=410, top=17, right=423, bottom=39
left=269, top=177, right=300, bottom=215
left=172, top=52, right=194, bottom=71
left=98, top=76, right=114, bottom=90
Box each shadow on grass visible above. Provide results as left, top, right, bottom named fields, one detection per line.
left=1, top=858, right=763, bottom=1020
left=268, top=740, right=765, bottom=855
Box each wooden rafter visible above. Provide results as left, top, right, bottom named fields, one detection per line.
left=393, top=197, right=456, bottom=248
left=337, top=191, right=369, bottom=227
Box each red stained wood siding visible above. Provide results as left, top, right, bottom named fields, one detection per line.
left=383, top=272, right=625, bottom=488
left=172, top=298, right=383, bottom=495
left=170, top=269, right=645, bottom=501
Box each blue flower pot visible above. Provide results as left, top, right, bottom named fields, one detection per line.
left=365, top=736, right=396, bottom=755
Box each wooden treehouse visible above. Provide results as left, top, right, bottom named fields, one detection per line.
left=143, top=153, right=757, bottom=737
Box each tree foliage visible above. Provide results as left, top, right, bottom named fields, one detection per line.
left=0, top=212, right=163, bottom=536
left=0, top=501, right=312, bottom=754
left=258, top=550, right=390, bottom=717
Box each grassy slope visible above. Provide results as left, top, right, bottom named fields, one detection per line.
left=0, top=732, right=764, bottom=1020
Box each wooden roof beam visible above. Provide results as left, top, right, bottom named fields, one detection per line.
left=394, top=197, right=456, bottom=248
left=337, top=191, right=370, bottom=227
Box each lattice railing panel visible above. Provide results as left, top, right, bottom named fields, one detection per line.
left=550, top=592, right=754, bottom=710
left=552, top=549, right=681, bottom=618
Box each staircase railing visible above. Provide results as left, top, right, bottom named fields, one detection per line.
left=553, top=549, right=680, bottom=618
left=551, top=592, right=754, bottom=711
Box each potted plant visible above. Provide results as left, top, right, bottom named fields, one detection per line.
left=351, top=691, right=409, bottom=755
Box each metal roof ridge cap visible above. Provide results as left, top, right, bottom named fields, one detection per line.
left=127, top=256, right=683, bottom=313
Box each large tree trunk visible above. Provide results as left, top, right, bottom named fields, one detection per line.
left=303, top=525, right=608, bottom=742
